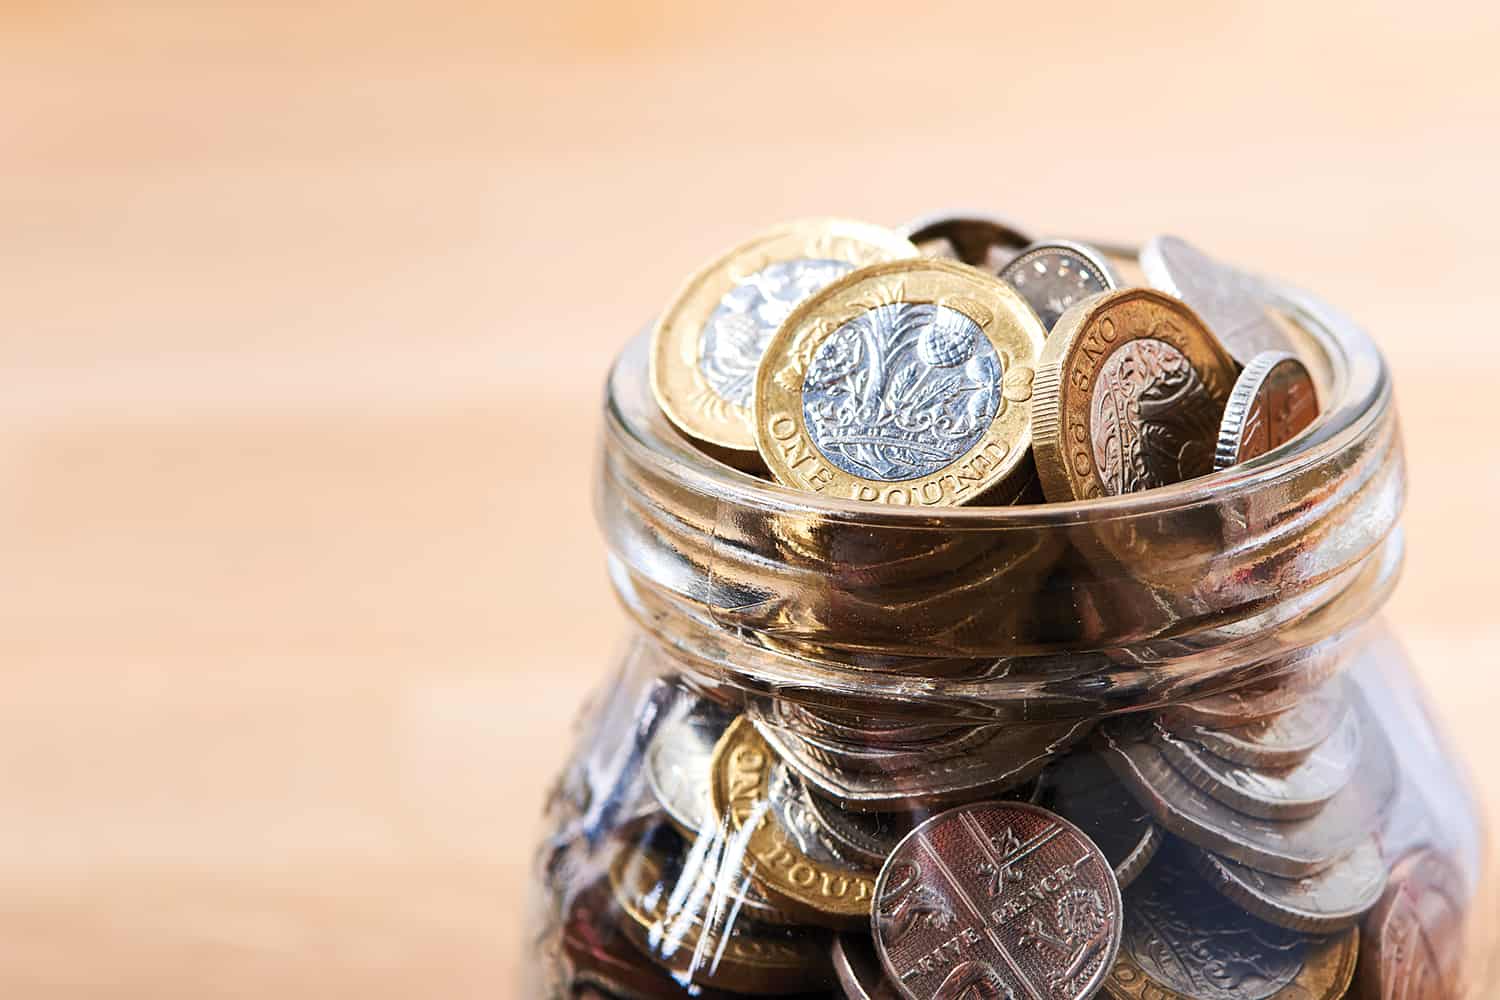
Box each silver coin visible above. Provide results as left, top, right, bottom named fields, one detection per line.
left=1139, top=234, right=1297, bottom=365
left=1152, top=706, right=1361, bottom=821
left=1096, top=694, right=1396, bottom=878
left=765, top=760, right=860, bottom=867
left=759, top=716, right=1091, bottom=813
left=1037, top=752, right=1161, bottom=888
left=642, top=696, right=731, bottom=835
left=1192, top=836, right=1388, bottom=933
left=831, top=933, right=902, bottom=1000
left=801, top=302, right=1004, bottom=481
left=1213, top=350, right=1320, bottom=470
left=804, top=791, right=916, bottom=869
left=1160, top=677, right=1349, bottom=768
left=997, top=239, right=1119, bottom=330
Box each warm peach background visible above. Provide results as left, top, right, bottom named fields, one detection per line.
left=2, top=2, right=1498, bottom=996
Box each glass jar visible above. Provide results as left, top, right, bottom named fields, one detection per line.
left=529, top=266, right=1495, bottom=999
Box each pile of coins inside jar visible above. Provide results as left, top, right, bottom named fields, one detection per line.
left=537, top=215, right=1470, bottom=1000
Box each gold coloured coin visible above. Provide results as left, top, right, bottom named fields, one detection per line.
left=709, top=717, right=877, bottom=928
left=1032, top=288, right=1239, bottom=500
left=755, top=258, right=1045, bottom=506
left=650, top=219, right=916, bottom=455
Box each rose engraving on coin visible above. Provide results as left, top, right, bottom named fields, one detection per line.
left=871, top=801, right=1122, bottom=1000
left=1031, top=288, right=1238, bottom=501
left=998, top=240, right=1118, bottom=331
left=1358, top=849, right=1468, bottom=1000
left=1214, top=351, right=1320, bottom=470
left=1105, top=843, right=1358, bottom=1000
left=802, top=302, right=1003, bottom=481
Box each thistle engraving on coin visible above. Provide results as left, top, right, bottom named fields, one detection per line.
left=802, top=303, right=1002, bottom=481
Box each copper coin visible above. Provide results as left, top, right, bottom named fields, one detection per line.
left=871, top=801, right=1122, bottom=1000
left=1160, top=678, right=1349, bottom=768
left=900, top=211, right=1033, bottom=269
left=833, top=933, right=903, bottom=1000
left=1105, top=841, right=1359, bottom=1000
left=1037, top=753, right=1161, bottom=888
left=1358, top=849, right=1468, bottom=1000
left=1214, top=351, right=1320, bottom=470
left=1191, top=836, right=1387, bottom=933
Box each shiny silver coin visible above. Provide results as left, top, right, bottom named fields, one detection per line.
left=766, top=760, right=860, bottom=867
left=997, top=239, right=1119, bottom=330
left=1160, top=677, right=1350, bottom=768
left=1192, top=836, right=1388, bottom=933
left=751, top=710, right=993, bottom=776
left=1037, top=752, right=1161, bottom=888
left=1139, top=234, right=1297, bottom=365
left=759, top=716, right=1091, bottom=813
left=831, top=933, right=902, bottom=1000
left=642, top=696, right=731, bottom=835
left=898, top=210, right=1031, bottom=269
left=1096, top=696, right=1396, bottom=878
left=1152, top=706, right=1361, bottom=821
left=1213, top=350, right=1320, bottom=470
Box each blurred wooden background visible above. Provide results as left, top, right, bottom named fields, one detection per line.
left=1, top=1, right=1497, bottom=995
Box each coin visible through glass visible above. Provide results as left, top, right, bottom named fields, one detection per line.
left=1358, top=848, right=1468, bottom=1000
left=998, top=240, right=1119, bottom=330
left=871, top=801, right=1122, bottom=1000
left=1191, top=836, right=1387, bottom=933
left=1214, top=350, right=1320, bottom=469
left=1038, top=753, right=1160, bottom=888
left=1160, top=678, right=1349, bottom=768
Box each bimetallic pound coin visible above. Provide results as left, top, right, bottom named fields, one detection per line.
left=1214, top=351, right=1320, bottom=470
left=1105, top=843, right=1359, bottom=1000
left=608, top=843, right=836, bottom=995
left=1032, top=288, right=1238, bottom=501
left=1358, top=849, right=1468, bottom=1000
left=1096, top=705, right=1396, bottom=878
left=1038, top=753, right=1161, bottom=888
left=755, top=258, right=1045, bottom=506
left=709, top=717, right=877, bottom=928
left=871, top=801, right=1122, bottom=1000
left=900, top=211, right=1032, bottom=270
left=1151, top=708, right=1361, bottom=821
left=643, top=696, right=731, bottom=835
left=1160, top=679, right=1349, bottom=769
left=650, top=219, right=916, bottom=454
left=1192, top=836, right=1387, bottom=933
left=832, top=933, right=903, bottom=1000
left=998, top=240, right=1119, bottom=331
left=1139, top=234, right=1298, bottom=365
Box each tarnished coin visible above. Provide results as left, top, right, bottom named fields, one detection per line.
left=1032, top=287, right=1238, bottom=501
left=650, top=219, right=916, bottom=455
left=900, top=211, right=1032, bottom=269
left=1358, top=849, right=1468, bottom=1000
left=1105, top=842, right=1359, bottom=1000
left=643, top=696, right=731, bottom=835
left=1038, top=753, right=1161, bottom=888
left=832, top=933, right=903, bottom=1000
left=758, top=715, right=1090, bottom=813
left=872, top=801, right=1122, bottom=1000
left=1160, top=678, right=1349, bottom=768
left=709, top=717, right=877, bottom=927
left=609, top=841, right=835, bottom=995
left=1096, top=706, right=1396, bottom=878
left=1191, top=836, right=1387, bottom=933
left=755, top=258, right=1045, bottom=506
left=1151, top=707, right=1361, bottom=820
left=1214, top=351, right=1320, bottom=470
left=1139, top=234, right=1298, bottom=365
left=998, top=240, right=1120, bottom=330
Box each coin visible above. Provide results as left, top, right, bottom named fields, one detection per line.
left=805, top=792, right=917, bottom=870
left=759, top=698, right=972, bottom=750
left=1357, top=849, right=1467, bottom=1000
left=997, top=240, right=1119, bottom=330
left=609, top=841, right=835, bottom=995
left=766, top=760, right=860, bottom=866
left=751, top=710, right=994, bottom=776
left=709, top=717, right=878, bottom=927
left=1139, top=234, right=1298, bottom=365
left=758, top=716, right=1089, bottom=813
left=1159, top=678, right=1349, bottom=768
left=900, top=211, right=1032, bottom=269
left=1104, top=842, right=1359, bottom=1000
left=1151, top=707, right=1361, bottom=821
left=564, top=884, right=740, bottom=1000
left=1031, top=287, right=1238, bottom=501
left=871, top=801, right=1122, bottom=1000
left=755, top=258, right=1045, bottom=506
left=832, top=933, right=903, bottom=1000
left=643, top=696, right=731, bottom=835
left=1214, top=351, right=1320, bottom=470
left=1095, top=706, right=1396, bottom=878
left=650, top=219, right=916, bottom=455
left=1191, top=835, right=1387, bottom=933
left=1037, top=753, right=1161, bottom=888
left=1162, top=655, right=1344, bottom=730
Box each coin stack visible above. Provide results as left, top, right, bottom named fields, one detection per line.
left=543, top=214, right=1468, bottom=1000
